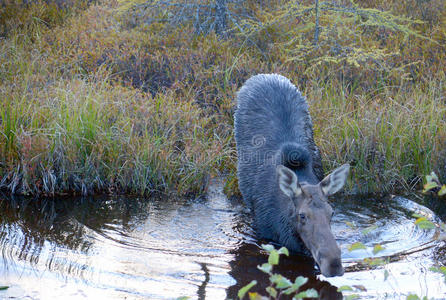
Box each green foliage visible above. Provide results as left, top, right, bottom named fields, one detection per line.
left=338, top=284, right=371, bottom=299
left=238, top=280, right=257, bottom=299
left=362, top=225, right=378, bottom=235
left=348, top=242, right=366, bottom=252
left=414, top=217, right=436, bottom=230
left=423, top=171, right=446, bottom=197
left=348, top=222, right=387, bottom=256
left=337, top=285, right=362, bottom=299
left=406, top=295, right=428, bottom=300
left=238, top=244, right=318, bottom=299
left=412, top=212, right=438, bottom=231
left=430, top=266, right=446, bottom=282
left=0, top=286, right=9, bottom=291
left=295, top=289, right=318, bottom=299
left=363, top=257, right=387, bottom=267
left=372, top=244, right=384, bottom=255
left=262, top=244, right=289, bottom=265
left=337, top=285, right=354, bottom=292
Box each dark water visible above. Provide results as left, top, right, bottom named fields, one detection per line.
left=1, top=183, right=445, bottom=299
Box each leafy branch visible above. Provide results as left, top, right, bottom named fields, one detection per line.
left=423, top=171, right=446, bottom=197
left=238, top=244, right=318, bottom=300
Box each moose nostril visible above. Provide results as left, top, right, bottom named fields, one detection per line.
left=330, top=259, right=341, bottom=269
left=330, top=259, right=344, bottom=276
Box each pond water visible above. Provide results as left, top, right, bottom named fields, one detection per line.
left=1, top=182, right=445, bottom=299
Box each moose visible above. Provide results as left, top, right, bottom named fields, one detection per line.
left=234, top=74, right=349, bottom=277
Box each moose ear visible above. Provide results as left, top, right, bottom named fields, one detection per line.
left=277, top=165, right=302, bottom=199
left=320, top=164, right=350, bottom=196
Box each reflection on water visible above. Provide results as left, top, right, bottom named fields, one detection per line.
left=0, top=184, right=445, bottom=299
left=327, top=195, right=446, bottom=298
left=226, top=242, right=342, bottom=299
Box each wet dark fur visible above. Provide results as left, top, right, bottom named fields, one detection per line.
left=234, top=74, right=324, bottom=252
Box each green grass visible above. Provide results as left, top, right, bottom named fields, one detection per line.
left=0, top=1, right=445, bottom=196
left=307, top=78, right=445, bottom=194
left=0, top=34, right=231, bottom=195
left=0, top=72, right=231, bottom=195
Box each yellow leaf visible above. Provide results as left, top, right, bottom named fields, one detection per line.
left=423, top=181, right=438, bottom=193
left=438, top=185, right=446, bottom=196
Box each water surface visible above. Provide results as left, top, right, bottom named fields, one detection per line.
left=1, top=184, right=445, bottom=299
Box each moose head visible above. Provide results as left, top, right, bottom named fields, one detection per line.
left=277, top=164, right=350, bottom=277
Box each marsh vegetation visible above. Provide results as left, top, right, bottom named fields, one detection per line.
left=0, top=0, right=444, bottom=196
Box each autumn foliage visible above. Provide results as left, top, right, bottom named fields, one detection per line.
left=0, top=0, right=444, bottom=196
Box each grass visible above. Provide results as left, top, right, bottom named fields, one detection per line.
left=0, top=28, right=231, bottom=195
left=307, top=78, right=446, bottom=194
left=0, top=1, right=445, bottom=196
left=0, top=69, right=230, bottom=195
